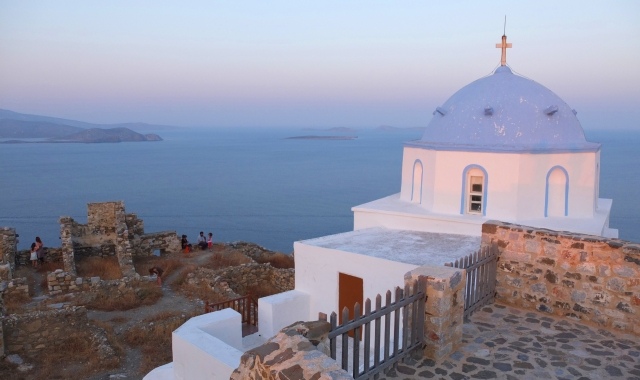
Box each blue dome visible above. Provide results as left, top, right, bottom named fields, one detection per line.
left=411, top=66, right=599, bottom=153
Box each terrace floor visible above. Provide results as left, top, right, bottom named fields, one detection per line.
left=384, top=303, right=640, bottom=380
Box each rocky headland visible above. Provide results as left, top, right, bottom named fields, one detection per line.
left=0, top=108, right=172, bottom=143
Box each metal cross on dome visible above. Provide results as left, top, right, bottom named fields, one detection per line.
left=496, top=17, right=512, bottom=66
left=496, top=34, right=512, bottom=66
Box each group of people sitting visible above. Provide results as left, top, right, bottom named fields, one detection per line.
left=181, top=231, right=213, bottom=253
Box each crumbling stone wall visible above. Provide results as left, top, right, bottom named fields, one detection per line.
left=185, top=263, right=294, bottom=302
left=0, top=227, right=18, bottom=280
left=211, top=263, right=294, bottom=295
left=482, top=220, right=640, bottom=335
left=15, top=247, right=63, bottom=267
left=231, top=320, right=350, bottom=380
left=1, top=277, right=30, bottom=299
left=46, top=269, right=155, bottom=295
left=59, top=201, right=179, bottom=276
left=133, top=231, right=180, bottom=257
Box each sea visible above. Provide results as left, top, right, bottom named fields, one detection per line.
left=0, top=128, right=638, bottom=252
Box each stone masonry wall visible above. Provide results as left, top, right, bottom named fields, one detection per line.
left=0, top=227, right=18, bottom=280
left=1, top=277, right=30, bottom=298
left=482, top=221, right=640, bottom=335
left=59, top=201, right=179, bottom=277
left=212, top=263, right=295, bottom=295
left=133, top=231, right=181, bottom=257
left=87, top=201, right=123, bottom=235
left=405, top=265, right=466, bottom=360
left=46, top=269, right=154, bottom=295
left=231, top=320, right=351, bottom=380
left=15, top=247, right=64, bottom=267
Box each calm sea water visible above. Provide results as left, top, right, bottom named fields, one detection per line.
left=0, top=128, right=637, bottom=251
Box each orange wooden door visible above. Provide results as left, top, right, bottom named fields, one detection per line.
left=339, top=272, right=363, bottom=338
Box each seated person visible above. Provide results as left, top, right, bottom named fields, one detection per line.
left=196, top=231, right=208, bottom=250
left=148, top=266, right=164, bottom=285
left=181, top=235, right=192, bottom=252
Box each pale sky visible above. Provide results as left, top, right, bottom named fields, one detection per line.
left=1, top=1, right=638, bottom=129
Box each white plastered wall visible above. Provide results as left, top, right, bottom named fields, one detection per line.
left=399, top=146, right=598, bottom=221
left=293, top=241, right=418, bottom=321
left=400, top=147, right=436, bottom=209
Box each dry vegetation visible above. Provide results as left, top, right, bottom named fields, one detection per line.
left=203, top=251, right=253, bottom=270
left=133, top=255, right=184, bottom=278
left=123, top=311, right=198, bottom=375
left=84, top=282, right=163, bottom=311
left=27, top=335, right=120, bottom=380
left=75, top=256, right=122, bottom=279
left=246, top=282, right=281, bottom=299
left=253, top=251, right=294, bottom=269
left=3, top=292, right=31, bottom=314
left=1, top=243, right=295, bottom=379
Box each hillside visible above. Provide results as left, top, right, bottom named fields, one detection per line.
left=52, top=127, right=163, bottom=143
left=0, top=108, right=179, bottom=133
left=0, top=109, right=169, bottom=142
left=0, top=119, right=84, bottom=138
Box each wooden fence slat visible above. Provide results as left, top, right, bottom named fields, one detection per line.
left=328, top=280, right=426, bottom=380
left=353, top=302, right=361, bottom=379
left=445, top=245, right=499, bottom=320
left=341, top=307, right=349, bottom=371
left=393, top=287, right=402, bottom=358
left=330, top=312, right=337, bottom=359
left=384, top=291, right=391, bottom=362
left=374, top=295, right=381, bottom=368
left=364, top=299, right=371, bottom=374
left=402, top=284, right=410, bottom=352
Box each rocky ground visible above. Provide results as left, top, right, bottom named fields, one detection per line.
left=2, top=242, right=292, bottom=380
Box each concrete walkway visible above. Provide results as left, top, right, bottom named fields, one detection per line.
left=385, top=303, right=640, bottom=380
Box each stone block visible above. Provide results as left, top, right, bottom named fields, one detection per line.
left=612, top=265, right=636, bottom=278
left=501, top=250, right=531, bottom=263
left=576, top=263, right=596, bottom=275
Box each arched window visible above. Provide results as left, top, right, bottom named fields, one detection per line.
left=460, top=165, right=488, bottom=216
left=545, top=166, right=569, bottom=217
left=411, top=160, right=423, bottom=204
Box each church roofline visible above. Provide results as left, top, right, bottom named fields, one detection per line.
left=404, top=140, right=601, bottom=154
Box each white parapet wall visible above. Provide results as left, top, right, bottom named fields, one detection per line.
left=144, top=308, right=245, bottom=380
left=258, top=290, right=311, bottom=339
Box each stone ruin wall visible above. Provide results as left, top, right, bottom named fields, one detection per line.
left=482, top=221, right=640, bottom=336
left=59, top=201, right=179, bottom=276
left=15, top=247, right=64, bottom=267
left=46, top=269, right=157, bottom=295
left=0, top=227, right=18, bottom=280
left=187, top=263, right=294, bottom=299
left=218, top=263, right=295, bottom=295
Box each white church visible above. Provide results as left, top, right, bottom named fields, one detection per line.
left=145, top=35, right=616, bottom=379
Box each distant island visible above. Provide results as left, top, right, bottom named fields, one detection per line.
left=375, top=125, right=425, bottom=132
left=0, top=108, right=175, bottom=143
left=285, top=135, right=357, bottom=140
left=301, top=127, right=357, bottom=133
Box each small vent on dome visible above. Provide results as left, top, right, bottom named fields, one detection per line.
left=544, top=105, right=558, bottom=115
left=433, top=107, right=447, bottom=116
left=572, top=109, right=577, bottom=115
left=484, top=106, right=493, bottom=116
